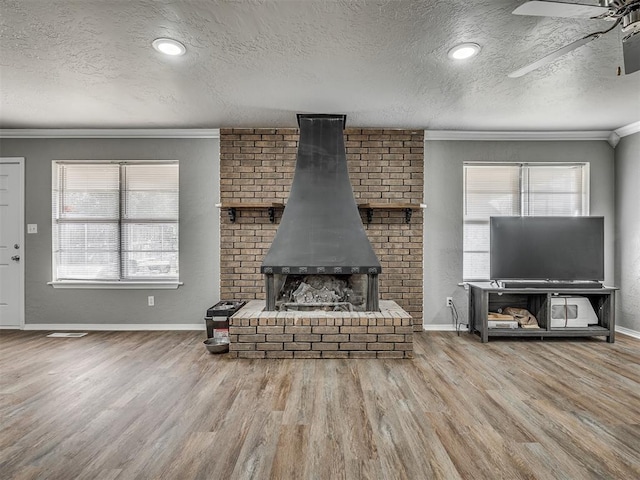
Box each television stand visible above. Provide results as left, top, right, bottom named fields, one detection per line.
left=468, top=282, right=616, bottom=343
left=500, top=281, right=603, bottom=289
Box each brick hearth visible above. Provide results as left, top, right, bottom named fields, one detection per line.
left=228, top=300, right=413, bottom=359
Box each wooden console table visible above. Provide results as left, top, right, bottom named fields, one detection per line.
left=467, top=282, right=616, bottom=343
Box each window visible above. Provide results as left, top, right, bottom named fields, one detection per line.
left=463, top=163, right=589, bottom=280
left=52, top=161, right=179, bottom=284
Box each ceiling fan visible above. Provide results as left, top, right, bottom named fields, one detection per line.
left=509, top=0, right=640, bottom=77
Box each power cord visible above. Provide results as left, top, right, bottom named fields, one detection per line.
left=449, top=299, right=468, bottom=336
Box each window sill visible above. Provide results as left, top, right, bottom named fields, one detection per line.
left=48, top=281, right=183, bottom=290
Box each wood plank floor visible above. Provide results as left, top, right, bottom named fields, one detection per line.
left=1, top=330, right=639, bottom=480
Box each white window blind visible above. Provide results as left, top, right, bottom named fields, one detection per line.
left=52, top=162, right=179, bottom=282
left=463, top=163, right=589, bottom=280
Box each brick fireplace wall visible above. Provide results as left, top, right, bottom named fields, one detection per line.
left=219, top=128, right=424, bottom=331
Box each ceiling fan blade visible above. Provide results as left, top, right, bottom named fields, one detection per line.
left=508, top=34, right=599, bottom=78
left=623, top=32, right=640, bottom=74
left=513, top=1, right=609, bottom=18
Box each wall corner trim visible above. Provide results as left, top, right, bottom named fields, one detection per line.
left=607, top=132, right=621, bottom=148
left=424, top=130, right=613, bottom=142
left=0, top=129, right=220, bottom=139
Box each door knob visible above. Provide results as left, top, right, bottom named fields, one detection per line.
left=11, top=255, right=20, bottom=261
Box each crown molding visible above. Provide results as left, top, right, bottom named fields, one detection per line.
left=614, top=121, right=640, bottom=138
left=0, top=128, right=219, bottom=139
left=3, top=125, right=634, bottom=141
left=424, top=130, right=612, bottom=142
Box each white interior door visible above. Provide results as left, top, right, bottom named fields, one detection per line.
left=0, top=159, right=25, bottom=328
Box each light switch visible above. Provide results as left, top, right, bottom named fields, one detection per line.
left=27, top=224, right=38, bottom=234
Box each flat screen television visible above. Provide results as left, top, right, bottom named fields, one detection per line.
left=490, top=216, right=604, bottom=282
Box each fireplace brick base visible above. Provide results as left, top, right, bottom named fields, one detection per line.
left=228, top=300, right=413, bottom=359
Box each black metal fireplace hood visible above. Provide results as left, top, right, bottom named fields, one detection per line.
left=260, top=114, right=381, bottom=275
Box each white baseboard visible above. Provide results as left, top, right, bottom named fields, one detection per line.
left=20, top=323, right=637, bottom=338
left=24, top=324, right=205, bottom=331
left=616, top=326, right=640, bottom=340
left=422, top=324, right=466, bottom=332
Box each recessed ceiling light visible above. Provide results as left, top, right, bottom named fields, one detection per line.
left=152, top=38, right=186, bottom=56
left=447, top=43, right=481, bottom=60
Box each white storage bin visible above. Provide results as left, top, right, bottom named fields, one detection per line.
left=549, top=296, right=598, bottom=328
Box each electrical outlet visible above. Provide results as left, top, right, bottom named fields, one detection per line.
left=148, top=296, right=155, bottom=307
left=446, top=297, right=453, bottom=307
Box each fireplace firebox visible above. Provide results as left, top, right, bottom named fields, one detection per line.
left=264, top=272, right=379, bottom=311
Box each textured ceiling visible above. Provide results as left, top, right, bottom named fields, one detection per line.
left=0, top=0, right=639, bottom=130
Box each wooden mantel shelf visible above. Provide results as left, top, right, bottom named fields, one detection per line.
left=216, top=202, right=285, bottom=223
left=216, top=201, right=424, bottom=223
left=357, top=202, right=416, bottom=209
left=218, top=202, right=285, bottom=209
left=357, top=202, right=421, bottom=224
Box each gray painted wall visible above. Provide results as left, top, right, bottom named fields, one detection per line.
left=614, top=132, right=640, bottom=332
left=423, top=140, right=615, bottom=327
left=0, top=138, right=220, bottom=326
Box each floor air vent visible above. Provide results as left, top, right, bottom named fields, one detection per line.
left=46, top=332, right=88, bottom=338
